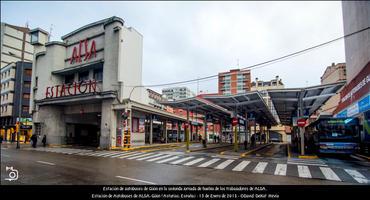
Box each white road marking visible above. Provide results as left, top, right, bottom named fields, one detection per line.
left=2, top=154, right=10, bottom=157
left=252, top=162, right=268, bottom=174
left=319, top=167, right=341, bottom=181
left=232, top=161, right=251, bottom=172
left=78, top=151, right=101, bottom=156
left=146, top=154, right=173, bottom=162
left=101, top=152, right=125, bottom=157
left=119, top=152, right=145, bottom=159
left=344, top=169, right=370, bottom=184
left=287, top=162, right=328, bottom=167
left=274, top=164, right=287, bottom=176
left=95, top=152, right=120, bottom=157
left=183, top=158, right=205, bottom=166
left=127, top=153, right=154, bottom=160
left=109, top=152, right=131, bottom=158
left=198, top=159, right=220, bottom=168
left=36, top=161, right=56, bottom=166
left=170, top=156, right=194, bottom=164
left=136, top=154, right=164, bottom=161
left=116, top=176, right=156, bottom=185
left=87, top=151, right=110, bottom=156
left=214, top=159, right=234, bottom=170
left=156, top=156, right=180, bottom=164
left=1, top=148, right=8, bottom=150
left=297, top=165, right=312, bottom=178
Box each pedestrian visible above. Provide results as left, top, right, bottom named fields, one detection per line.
left=244, top=139, right=248, bottom=150
left=262, top=133, right=266, bottom=144
left=198, top=134, right=202, bottom=142
left=31, top=134, right=37, bottom=148
left=251, top=134, right=256, bottom=148
left=42, top=135, right=47, bottom=147
left=230, top=135, right=233, bottom=144
left=0, top=135, right=3, bottom=144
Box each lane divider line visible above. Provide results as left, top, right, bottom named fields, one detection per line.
left=116, top=176, right=156, bottom=185
left=36, top=161, right=56, bottom=166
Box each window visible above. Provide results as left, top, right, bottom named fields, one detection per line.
left=35, top=76, right=38, bottom=87
left=93, top=68, right=103, bottom=81
left=65, top=74, right=75, bottom=84
left=31, top=32, right=39, bottom=43
left=23, top=93, right=30, bottom=99
left=24, top=69, right=32, bottom=76
left=78, top=71, right=89, bottom=82
left=23, top=81, right=31, bottom=88
left=22, top=106, right=29, bottom=113
left=132, top=117, right=139, bottom=132
left=6, top=94, right=8, bottom=100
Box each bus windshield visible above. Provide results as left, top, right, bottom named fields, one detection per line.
left=316, top=118, right=360, bottom=143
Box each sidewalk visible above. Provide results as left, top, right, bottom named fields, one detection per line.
left=287, top=143, right=318, bottom=159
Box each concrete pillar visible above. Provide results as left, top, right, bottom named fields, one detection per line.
left=177, top=121, right=180, bottom=142
left=164, top=120, right=167, bottom=143
left=149, top=115, right=153, bottom=145
left=100, top=99, right=117, bottom=149
left=36, top=105, right=65, bottom=146
left=186, top=109, right=190, bottom=151
left=204, top=116, right=207, bottom=147
left=195, top=125, right=198, bottom=142
left=190, top=123, right=193, bottom=141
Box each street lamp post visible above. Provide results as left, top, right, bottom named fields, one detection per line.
left=16, top=29, right=27, bottom=149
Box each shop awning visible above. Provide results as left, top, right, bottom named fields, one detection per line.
left=159, top=97, right=232, bottom=120
left=202, top=91, right=278, bottom=126
left=268, top=81, right=346, bottom=125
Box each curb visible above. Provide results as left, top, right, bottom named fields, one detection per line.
left=187, top=144, right=233, bottom=152
left=353, top=153, right=370, bottom=161
left=112, top=142, right=184, bottom=151
left=298, top=155, right=318, bottom=159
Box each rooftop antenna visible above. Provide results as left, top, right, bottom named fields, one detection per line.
left=197, top=76, right=199, bottom=95
left=48, top=24, right=53, bottom=42
left=25, top=21, right=29, bottom=28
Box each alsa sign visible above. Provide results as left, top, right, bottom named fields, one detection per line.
left=45, top=80, right=97, bottom=99
left=70, top=39, right=97, bottom=64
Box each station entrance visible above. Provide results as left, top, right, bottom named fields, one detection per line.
left=65, top=112, right=101, bottom=147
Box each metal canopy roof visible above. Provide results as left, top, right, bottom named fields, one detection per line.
left=268, top=81, right=346, bottom=125
left=160, top=97, right=232, bottom=120
left=202, top=91, right=278, bottom=126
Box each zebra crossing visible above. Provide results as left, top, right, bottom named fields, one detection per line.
left=25, top=147, right=370, bottom=184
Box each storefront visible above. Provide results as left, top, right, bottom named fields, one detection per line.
left=335, top=62, right=370, bottom=154
left=30, top=16, right=189, bottom=149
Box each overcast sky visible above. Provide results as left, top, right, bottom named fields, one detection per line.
left=1, top=1, right=346, bottom=94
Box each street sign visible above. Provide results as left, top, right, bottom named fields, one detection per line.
left=232, top=117, right=238, bottom=126
left=297, top=118, right=306, bottom=127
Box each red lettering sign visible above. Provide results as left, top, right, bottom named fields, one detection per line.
left=70, top=39, right=97, bottom=64
left=45, top=80, right=97, bottom=99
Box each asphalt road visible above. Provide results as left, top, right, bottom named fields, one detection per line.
left=1, top=145, right=358, bottom=185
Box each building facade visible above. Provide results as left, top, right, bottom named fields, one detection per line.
left=162, top=86, right=195, bottom=100
left=218, top=69, right=251, bottom=95
left=335, top=1, right=370, bottom=154
left=317, top=63, right=346, bottom=115
left=0, top=23, right=34, bottom=69
left=0, top=61, right=33, bottom=141
left=30, top=17, right=192, bottom=149
left=320, top=63, right=346, bottom=85
left=251, top=76, right=287, bottom=142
